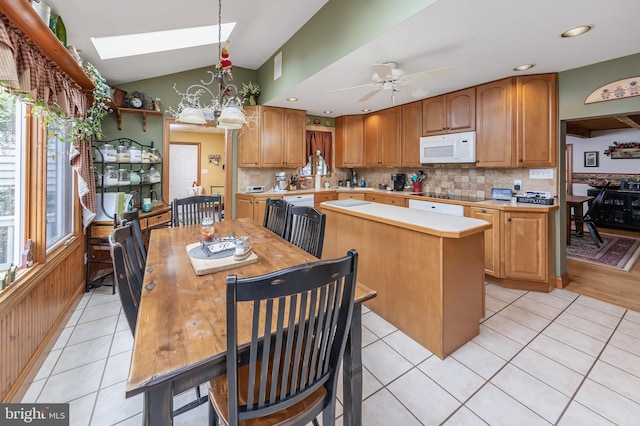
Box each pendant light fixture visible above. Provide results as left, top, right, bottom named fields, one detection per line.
left=171, top=0, right=249, bottom=129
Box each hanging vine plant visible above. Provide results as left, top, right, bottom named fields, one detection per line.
left=1, top=61, right=111, bottom=143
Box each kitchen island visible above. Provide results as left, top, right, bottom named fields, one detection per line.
left=320, top=200, right=491, bottom=359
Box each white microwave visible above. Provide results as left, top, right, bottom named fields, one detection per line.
left=419, top=131, right=476, bottom=164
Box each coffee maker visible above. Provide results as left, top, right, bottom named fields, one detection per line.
left=391, top=173, right=406, bottom=191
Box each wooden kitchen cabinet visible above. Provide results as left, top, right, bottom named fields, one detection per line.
left=365, top=192, right=407, bottom=206
left=504, top=210, right=548, bottom=282
left=235, top=193, right=283, bottom=224
left=401, top=101, right=423, bottom=167
left=335, top=115, right=365, bottom=167
left=364, top=106, right=402, bottom=167
left=476, top=74, right=557, bottom=168
left=314, top=192, right=338, bottom=209
left=235, top=194, right=255, bottom=219
left=337, top=192, right=365, bottom=201
left=422, top=87, right=475, bottom=136
left=467, top=206, right=503, bottom=277
left=237, top=106, right=306, bottom=168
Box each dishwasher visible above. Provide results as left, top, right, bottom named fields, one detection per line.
left=283, top=193, right=315, bottom=207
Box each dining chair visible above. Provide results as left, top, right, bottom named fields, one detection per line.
left=262, top=198, right=290, bottom=237
left=209, top=249, right=359, bottom=426
left=109, top=225, right=208, bottom=416
left=172, top=195, right=223, bottom=226
left=120, top=209, right=147, bottom=269
left=284, top=206, right=326, bottom=258
left=571, top=182, right=609, bottom=248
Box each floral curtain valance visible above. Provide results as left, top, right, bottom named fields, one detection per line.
left=0, top=14, right=86, bottom=118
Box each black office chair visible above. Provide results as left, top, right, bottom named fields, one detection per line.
left=109, top=225, right=208, bottom=417
left=172, top=195, right=223, bottom=226
left=284, top=206, right=326, bottom=258
left=571, top=183, right=610, bottom=248
left=208, top=249, right=359, bottom=426
left=262, top=198, right=290, bottom=237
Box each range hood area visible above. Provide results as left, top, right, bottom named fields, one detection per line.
left=566, top=113, right=640, bottom=138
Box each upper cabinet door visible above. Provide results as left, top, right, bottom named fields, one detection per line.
left=335, top=115, right=364, bottom=167
left=283, top=108, right=306, bottom=167
left=260, top=107, right=286, bottom=167
left=516, top=74, right=558, bottom=168
left=379, top=106, right=402, bottom=167
left=401, top=101, right=422, bottom=167
left=237, top=105, right=260, bottom=167
left=476, top=78, right=515, bottom=168
left=364, top=113, right=381, bottom=166
left=447, top=87, right=476, bottom=133
left=421, top=95, right=446, bottom=136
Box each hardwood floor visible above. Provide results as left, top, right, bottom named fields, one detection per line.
left=565, top=227, right=640, bottom=312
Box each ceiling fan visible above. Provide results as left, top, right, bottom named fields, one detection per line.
left=330, top=62, right=455, bottom=104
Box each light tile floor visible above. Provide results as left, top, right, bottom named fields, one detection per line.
left=22, top=282, right=640, bottom=425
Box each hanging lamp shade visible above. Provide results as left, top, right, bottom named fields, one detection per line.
left=177, top=107, right=206, bottom=124
left=217, top=105, right=246, bottom=129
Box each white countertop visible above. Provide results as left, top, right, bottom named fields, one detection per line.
left=321, top=201, right=491, bottom=238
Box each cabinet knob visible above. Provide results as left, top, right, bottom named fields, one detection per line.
left=507, top=217, right=512, bottom=222
left=519, top=159, right=523, bottom=163
left=481, top=209, right=486, bottom=213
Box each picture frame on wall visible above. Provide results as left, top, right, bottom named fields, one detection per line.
left=584, top=151, right=599, bottom=167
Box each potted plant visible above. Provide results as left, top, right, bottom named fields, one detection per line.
left=240, top=82, right=261, bottom=105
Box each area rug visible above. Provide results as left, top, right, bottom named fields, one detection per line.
left=567, top=232, right=640, bottom=271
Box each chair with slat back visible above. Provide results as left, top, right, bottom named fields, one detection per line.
left=284, top=206, right=326, bottom=258
left=263, top=198, right=290, bottom=237
left=571, top=182, right=610, bottom=248
left=172, top=195, right=223, bottom=226
left=109, top=225, right=208, bottom=417
left=120, top=209, right=147, bottom=269
left=208, top=249, right=359, bottom=426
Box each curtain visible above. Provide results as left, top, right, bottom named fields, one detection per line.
left=306, top=131, right=332, bottom=174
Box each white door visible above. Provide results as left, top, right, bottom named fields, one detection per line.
left=169, top=143, right=199, bottom=202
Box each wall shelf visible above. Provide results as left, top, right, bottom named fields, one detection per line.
left=113, top=107, right=162, bottom=132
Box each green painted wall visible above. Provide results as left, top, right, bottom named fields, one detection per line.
left=559, top=53, right=640, bottom=120
left=256, top=0, right=438, bottom=103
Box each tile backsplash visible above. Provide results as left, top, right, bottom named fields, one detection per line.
left=238, top=165, right=557, bottom=199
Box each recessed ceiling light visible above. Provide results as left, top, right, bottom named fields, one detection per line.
left=324, top=110, right=333, bottom=114
left=91, top=23, right=235, bottom=60
left=561, top=25, right=593, bottom=38
left=514, top=64, right=535, bottom=71
left=361, top=109, right=371, bottom=112
left=287, top=97, right=298, bottom=102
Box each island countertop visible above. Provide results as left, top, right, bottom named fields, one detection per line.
left=320, top=200, right=492, bottom=238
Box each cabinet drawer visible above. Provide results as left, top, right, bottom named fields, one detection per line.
left=315, top=193, right=338, bottom=203
left=146, top=211, right=172, bottom=229
left=88, top=224, right=113, bottom=239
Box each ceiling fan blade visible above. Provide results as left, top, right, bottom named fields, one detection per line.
left=359, top=89, right=382, bottom=102
left=373, top=63, right=394, bottom=80
left=402, top=66, right=455, bottom=83
left=328, top=83, right=376, bottom=94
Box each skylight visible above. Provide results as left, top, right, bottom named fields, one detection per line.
left=91, top=23, right=236, bottom=60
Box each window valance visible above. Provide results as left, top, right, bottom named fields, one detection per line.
left=0, top=14, right=87, bottom=118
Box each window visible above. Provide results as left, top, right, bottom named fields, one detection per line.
left=0, top=91, right=75, bottom=269
left=46, top=121, right=74, bottom=251
left=0, top=93, right=26, bottom=265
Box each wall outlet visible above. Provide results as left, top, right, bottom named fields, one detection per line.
left=514, top=179, right=522, bottom=191
left=530, top=168, right=554, bottom=179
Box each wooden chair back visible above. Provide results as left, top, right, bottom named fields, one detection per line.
left=210, top=250, right=358, bottom=426
left=109, top=224, right=144, bottom=334
left=172, top=195, right=222, bottom=226
left=263, top=198, right=290, bottom=237
left=284, top=206, right=326, bottom=258
left=120, top=209, right=147, bottom=268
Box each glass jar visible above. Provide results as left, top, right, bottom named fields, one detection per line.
left=148, top=166, right=161, bottom=183
left=104, top=166, right=118, bottom=186
left=128, top=145, right=142, bottom=163
left=116, top=144, right=130, bottom=162
left=141, top=148, right=151, bottom=163
left=149, top=147, right=162, bottom=163
left=138, top=168, right=147, bottom=184
left=129, top=170, right=141, bottom=185
left=118, top=168, right=131, bottom=185
left=98, top=144, right=116, bottom=162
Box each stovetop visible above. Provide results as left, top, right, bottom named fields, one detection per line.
left=413, top=193, right=486, bottom=202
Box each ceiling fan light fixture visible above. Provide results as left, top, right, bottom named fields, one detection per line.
left=514, top=64, right=535, bottom=71
left=561, top=25, right=593, bottom=38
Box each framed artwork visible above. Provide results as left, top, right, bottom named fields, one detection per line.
left=584, top=151, right=599, bottom=167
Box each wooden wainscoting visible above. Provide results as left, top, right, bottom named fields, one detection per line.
left=0, top=239, right=86, bottom=402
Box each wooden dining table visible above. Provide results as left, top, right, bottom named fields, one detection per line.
left=126, top=218, right=376, bottom=425
left=566, top=194, right=595, bottom=245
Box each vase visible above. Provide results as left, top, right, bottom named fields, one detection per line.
left=249, top=95, right=257, bottom=105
